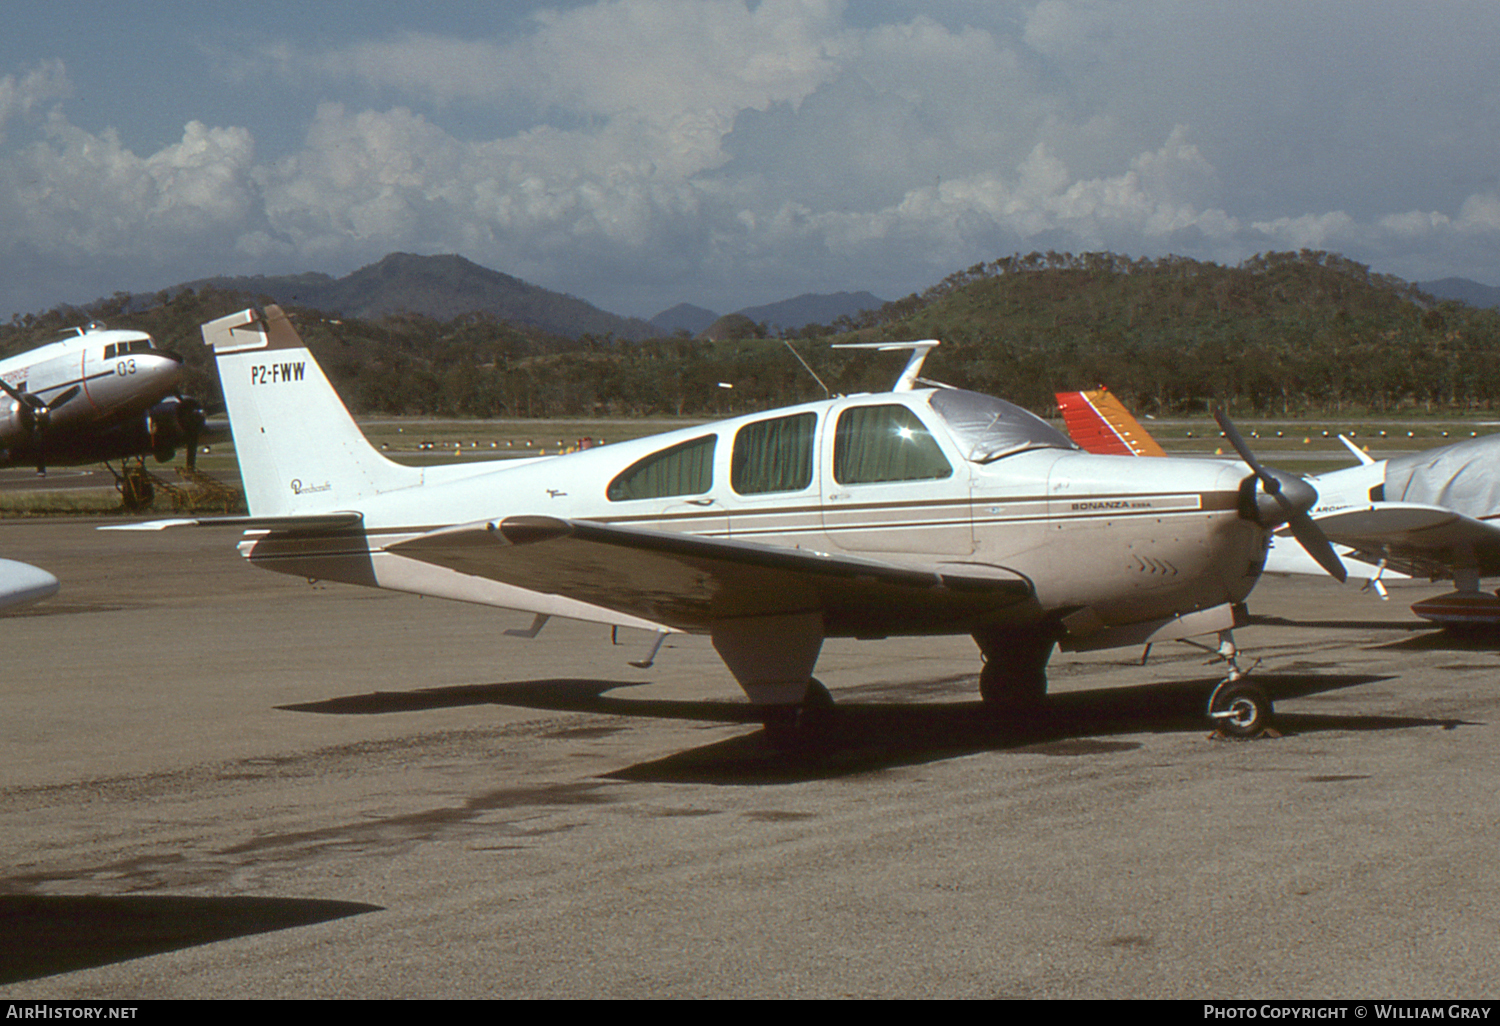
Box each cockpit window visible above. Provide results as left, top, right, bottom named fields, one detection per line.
left=928, top=388, right=1078, bottom=462
left=607, top=435, right=716, bottom=502
left=102, top=339, right=155, bottom=360
left=833, top=404, right=953, bottom=484
left=733, top=412, right=816, bottom=494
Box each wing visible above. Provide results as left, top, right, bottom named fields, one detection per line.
left=0, top=558, right=58, bottom=612
left=1311, top=502, right=1500, bottom=578
left=389, top=515, right=1034, bottom=636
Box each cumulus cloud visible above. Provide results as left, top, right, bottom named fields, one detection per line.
left=0, top=60, right=68, bottom=143
left=2, top=2, right=1500, bottom=317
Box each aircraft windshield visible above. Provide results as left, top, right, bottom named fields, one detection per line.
left=928, top=388, right=1079, bottom=462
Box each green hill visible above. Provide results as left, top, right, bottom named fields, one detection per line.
left=834, top=250, right=1485, bottom=417
left=5, top=249, right=1497, bottom=421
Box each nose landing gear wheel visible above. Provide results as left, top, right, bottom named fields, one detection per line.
left=1209, top=683, right=1272, bottom=738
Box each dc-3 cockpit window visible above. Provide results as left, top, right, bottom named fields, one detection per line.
left=606, top=435, right=717, bottom=502
left=833, top=404, right=953, bottom=485
left=732, top=412, right=816, bottom=495
left=102, top=339, right=155, bottom=360
left=928, top=388, right=1078, bottom=463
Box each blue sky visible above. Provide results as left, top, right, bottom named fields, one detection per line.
left=1, top=1, right=1497, bottom=320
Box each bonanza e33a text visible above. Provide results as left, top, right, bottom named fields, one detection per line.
left=122, top=306, right=1346, bottom=738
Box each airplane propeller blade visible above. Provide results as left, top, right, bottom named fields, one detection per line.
left=1213, top=406, right=1347, bottom=583
left=0, top=377, right=38, bottom=408
left=44, top=385, right=80, bottom=411
left=0, top=380, right=79, bottom=437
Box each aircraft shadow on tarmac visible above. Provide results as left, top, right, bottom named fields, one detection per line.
left=282, top=672, right=1469, bottom=785
left=1253, top=614, right=1500, bottom=653
left=0, top=894, right=381, bottom=985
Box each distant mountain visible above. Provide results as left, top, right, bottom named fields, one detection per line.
left=734, top=291, right=886, bottom=330
left=650, top=303, right=718, bottom=335
left=1418, top=277, right=1500, bottom=309
left=649, top=291, right=888, bottom=337
left=175, top=253, right=658, bottom=340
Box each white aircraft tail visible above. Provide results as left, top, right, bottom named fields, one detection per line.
left=201, top=306, right=421, bottom=516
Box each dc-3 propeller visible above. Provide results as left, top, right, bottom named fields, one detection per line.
left=1213, top=407, right=1347, bottom=583
left=0, top=379, right=80, bottom=440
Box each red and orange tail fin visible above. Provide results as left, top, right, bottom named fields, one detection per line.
left=1055, top=387, right=1167, bottom=457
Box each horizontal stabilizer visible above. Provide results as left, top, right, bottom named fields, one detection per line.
left=102, top=512, right=364, bottom=533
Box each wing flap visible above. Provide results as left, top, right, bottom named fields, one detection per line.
left=390, top=515, right=1034, bottom=634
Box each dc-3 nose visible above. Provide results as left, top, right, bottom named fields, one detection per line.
left=147, top=349, right=185, bottom=373
left=131, top=350, right=185, bottom=394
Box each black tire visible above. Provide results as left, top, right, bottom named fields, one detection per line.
left=978, top=659, right=1047, bottom=709
left=1212, top=683, right=1272, bottom=738
left=974, top=632, right=1053, bottom=710
left=760, top=679, right=835, bottom=747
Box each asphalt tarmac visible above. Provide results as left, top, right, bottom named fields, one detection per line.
left=1, top=517, right=1497, bottom=999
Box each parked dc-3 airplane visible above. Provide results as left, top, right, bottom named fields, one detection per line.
left=1057, top=386, right=1500, bottom=628
left=122, top=306, right=1350, bottom=737
left=0, top=321, right=205, bottom=473
left=0, top=557, right=57, bottom=612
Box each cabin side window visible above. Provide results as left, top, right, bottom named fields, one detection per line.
left=732, top=412, right=816, bottom=495
left=833, top=404, right=953, bottom=485
left=606, top=435, right=717, bottom=502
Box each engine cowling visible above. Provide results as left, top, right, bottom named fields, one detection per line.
left=0, top=401, right=30, bottom=447
left=146, top=396, right=207, bottom=463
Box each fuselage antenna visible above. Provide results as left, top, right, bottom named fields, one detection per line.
left=783, top=340, right=831, bottom=398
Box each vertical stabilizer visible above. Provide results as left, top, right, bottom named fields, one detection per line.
left=202, top=306, right=421, bottom=516
left=1055, top=387, right=1167, bottom=457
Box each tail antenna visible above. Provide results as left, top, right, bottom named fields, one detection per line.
left=832, top=339, right=940, bottom=392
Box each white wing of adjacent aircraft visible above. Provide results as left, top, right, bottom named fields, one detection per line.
left=0, top=558, right=58, bottom=612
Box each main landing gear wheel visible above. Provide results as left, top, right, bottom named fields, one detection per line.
left=978, top=660, right=1046, bottom=710
left=760, top=678, right=834, bottom=748
left=1209, top=683, right=1273, bottom=738
left=974, top=630, right=1055, bottom=713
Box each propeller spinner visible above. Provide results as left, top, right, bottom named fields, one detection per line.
left=1213, top=407, right=1347, bottom=583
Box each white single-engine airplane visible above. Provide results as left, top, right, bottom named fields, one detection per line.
left=122, top=306, right=1349, bottom=737
left=0, top=321, right=205, bottom=473
left=1057, top=386, right=1500, bottom=628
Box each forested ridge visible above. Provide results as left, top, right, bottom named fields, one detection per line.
left=2, top=249, right=1494, bottom=420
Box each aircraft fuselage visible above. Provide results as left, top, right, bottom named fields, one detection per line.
left=237, top=389, right=1265, bottom=648
left=0, top=325, right=184, bottom=467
